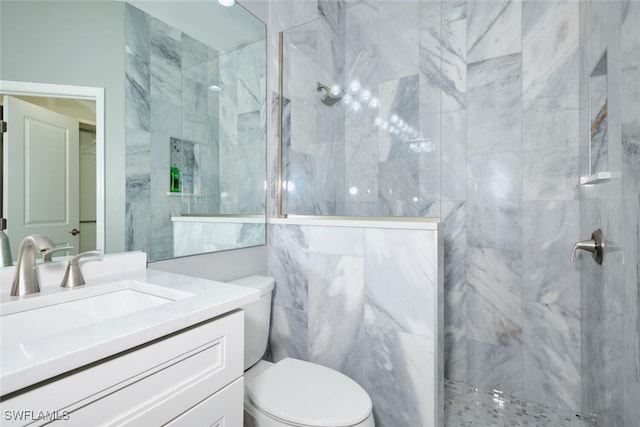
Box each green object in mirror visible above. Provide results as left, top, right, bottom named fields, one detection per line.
left=170, top=167, right=181, bottom=193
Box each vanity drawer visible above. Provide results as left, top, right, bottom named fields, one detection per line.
left=163, top=377, right=243, bottom=427
left=1, top=310, right=243, bottom=427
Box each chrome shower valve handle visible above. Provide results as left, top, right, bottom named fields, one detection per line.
left=571, top=229, right=604, bottom=265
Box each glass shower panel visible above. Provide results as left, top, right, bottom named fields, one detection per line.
left=281, top=2, right=442, bottom=217
left=180, top=38, right=267, bottom=216
left=179, top=43, right=220, bottom=215
left=172, top=37, right=267, bottom=257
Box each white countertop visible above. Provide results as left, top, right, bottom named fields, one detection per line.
left=0, top=252, right=259, bottom=396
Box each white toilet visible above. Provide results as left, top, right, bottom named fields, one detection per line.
left=230, top=276, right=375, bottom=427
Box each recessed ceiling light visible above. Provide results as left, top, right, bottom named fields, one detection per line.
left=218, top=0, right=235, bottom=6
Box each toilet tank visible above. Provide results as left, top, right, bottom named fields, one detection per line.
left=228, top=275, right=275, bottom=370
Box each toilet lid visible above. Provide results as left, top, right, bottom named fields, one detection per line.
left=247, top=358, right=372, bottom=427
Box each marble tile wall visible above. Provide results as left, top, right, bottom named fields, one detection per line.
left=126, top=3, right=200, bottom=261
left=173, top=220, right=265, bottom=256
left=280, top=1, right=442, bottom=217
left=270, top=0, right=638, bottom=424
left=267, top=4, right=447, bottom=426
left=267, top=222, right=443, bottom=427
left=218, top=39, right=267, bottom=215
left=125, top=4, right=154, bottom=257
left=280, top=0, right=582, bottom=413
left=457, top=0, right=583, bottom=413
left=620, top=2, right=640, bottom=423
left=125, top=4, right=266, bottom=261
left=579, top=1, right=640, bottom=426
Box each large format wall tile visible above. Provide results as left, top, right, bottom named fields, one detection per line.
left=365, top=328, right=435, bottom=427
left=467, top=0, right=521, bottom=63
left=441, top=110, right=466, bottom=203
left=467, top=338, right=523, bottom=396
left=522, top=302, right=581, bottom=410
left=149, top=20, right=181, bottom=106
left=522, top=0, right=579, bottom=100
left=621, top=5, right=640, bottom=425
left=345, top=124, right=379, bottom=204
left=268, top=224, right=309, bottom=311
left=522, top=201, right=580, bottom=309
left=125, top=5, right=151, bottom=132
left=308, top=253, right=365, bottom=383
left=467, top=153, right=522, bottom=250
left=364, top=228, right=437, bottom=337
left=467, top=53, right=522, bottom=154
left=441, top=201, right=466, bottom=294
left=444, top=289, right=467, bottom=382
left=522, top=96, right=579, bottom=201
left=270, top=305, right=309, bottom=361
left=467, top=247, right=522, bottom=347
left=440, top=7, right=467, bottom=113
left=378, top=1, right=419, bottom=82
left=621, top=1, right=640, bottom=197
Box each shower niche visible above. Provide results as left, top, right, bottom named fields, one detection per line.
left=169, top=137, right=200, bottom=196
left=581, top=50, right=620, bottom=185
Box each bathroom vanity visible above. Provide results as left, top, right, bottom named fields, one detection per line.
left=0, top=252, right=259, bottom=426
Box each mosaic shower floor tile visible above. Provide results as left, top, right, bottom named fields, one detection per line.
left=444, top=379, right=594, bottom=427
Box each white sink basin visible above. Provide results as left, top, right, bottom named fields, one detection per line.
left=0, top=280, right=194, bottom=347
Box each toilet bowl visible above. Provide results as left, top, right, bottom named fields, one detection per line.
left=244, top=359, right=374, bottom=427
left=230, top=276, right=375, bottom=427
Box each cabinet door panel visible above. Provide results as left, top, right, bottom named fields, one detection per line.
left=163, top=378, right=243, bottom=427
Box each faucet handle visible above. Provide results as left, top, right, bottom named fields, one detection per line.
left=60, top=250, right=103, bottom=288
left=43, top=245, right=74, bottom=262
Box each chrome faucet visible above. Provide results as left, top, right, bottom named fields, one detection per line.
left=43, top=245, right=74, bottom=262
left=10, top=235, right=55, bottom=296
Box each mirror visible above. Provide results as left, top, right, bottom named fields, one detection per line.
left=1, top=89, right=102, bottom=262
left=0, top=1, right=267, bottom=263
left=589, top=51, right=608, bottom=175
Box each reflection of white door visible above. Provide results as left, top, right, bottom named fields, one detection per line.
left=3, top=96, right=79, bottom=259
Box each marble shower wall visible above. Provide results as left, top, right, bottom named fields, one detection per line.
left=125, top=3, right=215, bottom=260
left=217, top=39, right=267, bottom=215
left=272, top=0, right=589, bottom=416
left=267, top=3, right=447, bottom=426
left=435, top=0, right=584, bottom=413
left=125, top=4, right=266, bottom=261
left=280, top=1, right=442, bottom=217
left=267, top=222, right=443, bottom=427
left=579, top=1, right=640, bottom=426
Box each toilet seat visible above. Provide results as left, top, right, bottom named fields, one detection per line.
left=246, top=358, right=372, bottom=427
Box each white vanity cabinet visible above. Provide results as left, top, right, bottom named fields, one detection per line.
left=0, top=310, right=244, bottom=426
